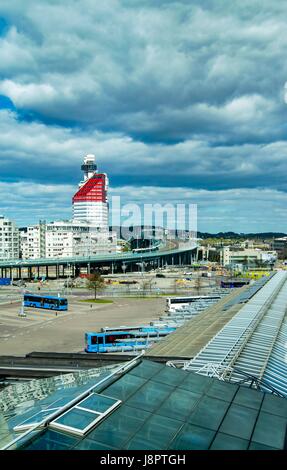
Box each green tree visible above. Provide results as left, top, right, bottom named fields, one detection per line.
left=139, top=277, right=156, bottom=297
left=173, top=278, right=178, bottom=294
left=87, top=273, right=106, bottom=300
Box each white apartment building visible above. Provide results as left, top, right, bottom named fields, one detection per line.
left=21, top=220, right=117, bottom=259
left=0, top=215, right=20, bottom=260
left=20, top=221, right=46, bottom=259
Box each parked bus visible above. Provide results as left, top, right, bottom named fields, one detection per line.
left=0, top=278, right=11, bottom=286
left=23, top=293, right=68, bottom=311
left=85, top=325, right=176, bottom=353
left=220, top=280, right=250, bottom=288
left=166, top=294, right=221, bottom=311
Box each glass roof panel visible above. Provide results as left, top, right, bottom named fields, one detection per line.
left=14, top=408, right=60, bottom=432
left=101, top=374, right=146, bottom=401
left=124, top=414, right=184, bottom=450
left=260, top=394, right=287, bottom=418
left=219, top=404, right=258, bottom=440
left=86, top=405, right=151, bottom=448
left=151, top=366, right=188, bottom=387
left=178, top=373, right=213, bottom=394
left=251, top=411, right=287, bottom=449
left=169, top=423, right=215, bottom=450
left=187, top=396, right=230, bottom=430
left=52, top=408, right=98, bottom=431
left=156, top=389, right=201, bottom=422
left=233, top=387, right=264, bottom=410
left=79, top=393, right=119, bottom=413
left=125, top=381, right=174, bottom=413
left=22, top=429, right=79, bottom=451
left=206, top=380, right=238, bottom=402
left=128, top=361, right=165, bottom=379
left=73, top=438, right=119, bottom=451
left=248, top=442, right=278, bottom=450
left=210, top=432, right=249, bottom=450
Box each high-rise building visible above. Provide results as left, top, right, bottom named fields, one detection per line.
left=72, top=155, right=108, bottom=228
left=20, top=155, right=117, bottom=260
left=0, top=215, right=19, bottom=260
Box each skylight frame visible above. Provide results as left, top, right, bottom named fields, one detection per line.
left=49, top=392, right=122, bottom=436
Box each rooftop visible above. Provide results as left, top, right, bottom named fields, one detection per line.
left=148, top=278, right=270, bottom=358
left=1, top=357, right=287, bottom=451
left=184, top=271, right=287, bottom=396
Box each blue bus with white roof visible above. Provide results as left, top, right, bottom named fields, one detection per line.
left=85, top=325, right=176, bottom=353
left=23, top=293, right=68, bottom=311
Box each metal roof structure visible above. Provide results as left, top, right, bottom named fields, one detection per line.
left=182, top=271, right=287, bottom=396
left=149, top=285, right=252, bottom=358
left=1, top=357, right=287, bottom=450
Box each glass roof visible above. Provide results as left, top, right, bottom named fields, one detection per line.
left=0, top=364, right=119, bottom=449
left=184, top=271, right=287, bottom=396
left=3, top=359, right=286, bottom=451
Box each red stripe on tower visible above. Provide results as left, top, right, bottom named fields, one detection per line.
left=72, top=174, right=107, bottom=203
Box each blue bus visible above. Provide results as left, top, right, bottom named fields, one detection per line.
left=23, top=293, right=68, bottom=311
left=85, top=325, right=176, bottom=353
left=221, top=280, right=250, bottom=288
left=0, top=278, right=11, bottom=286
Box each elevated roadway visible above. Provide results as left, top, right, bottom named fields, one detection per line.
left=0, top=241, right=197, bottom=279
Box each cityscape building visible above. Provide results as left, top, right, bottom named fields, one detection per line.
left=0, top=215, right=19, bottom=260
left=72, top=154, right=108, bottom=228
left=220, top=246, right=277, bottom=268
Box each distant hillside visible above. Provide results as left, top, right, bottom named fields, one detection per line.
left=197, top=232, right=287, bottom=240
left=110, top=226, right=287, bottom=240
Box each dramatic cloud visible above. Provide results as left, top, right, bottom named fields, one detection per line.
left=2, top=180, right=286, bottom=233
left=0, top=1, right=287, bottom=231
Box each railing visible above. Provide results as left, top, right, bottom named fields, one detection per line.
left=166, top=360, right=286, bottom=398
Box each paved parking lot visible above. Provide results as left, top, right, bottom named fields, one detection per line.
left=0, top=296, right=165, bottom=355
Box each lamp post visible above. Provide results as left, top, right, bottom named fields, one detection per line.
left=66, top=262, right=70, bottom=296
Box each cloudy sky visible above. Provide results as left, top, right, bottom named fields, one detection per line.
left=1, top=0, right=287, bottom=232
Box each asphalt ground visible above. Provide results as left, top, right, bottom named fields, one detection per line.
left=0, top=296, right=165, bottom=356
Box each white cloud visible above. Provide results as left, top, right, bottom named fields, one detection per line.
left=0, top=1, right=287, bottom=232
left=1, top=109, right=287, bottom=189
left=1, top=180, right=287, bottom=232
left=0, top=1, right=286, bottom=142
left=110, top=186, right=287, bottom=233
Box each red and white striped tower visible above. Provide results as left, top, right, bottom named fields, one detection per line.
left=72, top=155, right=108, bottom=228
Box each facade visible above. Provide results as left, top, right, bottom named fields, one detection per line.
left=21, top=220, right=116, bottom=259
left=72, top=154, right=108, bottom=228
left=272, top=237, right=287, bottom=258
left=45, top=220, right=116, bottom=258
left=20, top=221, right=46, bottom=259
left=0, top=215, right=19, bottom=260
left=220, top=246, right=277, bottom=267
